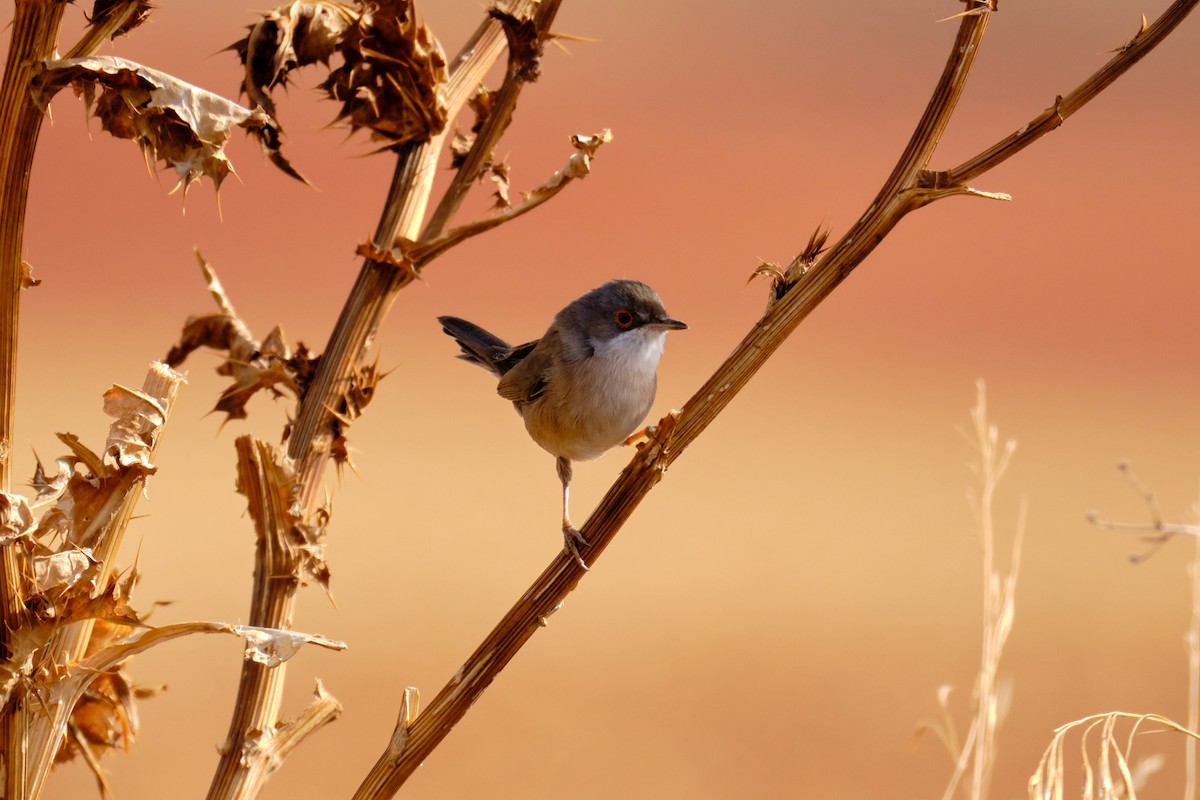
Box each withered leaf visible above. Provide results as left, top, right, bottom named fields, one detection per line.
left=165, top=314, right=253, bottom=368
left=213, top=361, right=297, bottom=422
left=321, top=0, right=448, bottom=146
left=33, top=548, right=97, bottom=591
left=102, top=385, right=166, bottom=472
left=167, top=314, right=300, bottom=422
left=449, top=129, right=474, bottom=168
left=87, top=0, right=154, bottom=41
left=32, top=55, right=306, bottom=191
left=56, top=433, right=109, bottom=481
left=54, top=575, right=146, bottom=633
left=29, top=455, right=72, bottom=505
left=20, top=260, right=40, bottom=289
left=231, top=1, right=359, bottom=121
left=0, top=492, right=33, bottom=545
left=492, top=5, right=544, bottom=82
left=232, top=624, right=346, bottom=668
left=489, top=160, right=511, bottom=209
left=292, top=507, right=331, bottom=594
left=467, top=85, right=494, bottom=134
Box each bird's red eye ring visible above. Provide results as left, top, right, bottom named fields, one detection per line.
left=613, top=308, right=636, bottom=329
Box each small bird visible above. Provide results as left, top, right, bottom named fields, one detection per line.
left=438, top=279, right=687, bottom=568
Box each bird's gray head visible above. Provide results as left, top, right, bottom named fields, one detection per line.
left=555, top=280, right=687, bottom=350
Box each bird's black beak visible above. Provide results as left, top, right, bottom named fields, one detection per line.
left=646, top=317, right=687, bottom=331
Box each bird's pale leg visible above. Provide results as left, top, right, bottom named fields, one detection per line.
left=557, top=456, right=589, bottom=570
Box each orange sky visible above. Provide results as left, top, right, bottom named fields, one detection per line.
left=6, top=1, right=1200, bottom=798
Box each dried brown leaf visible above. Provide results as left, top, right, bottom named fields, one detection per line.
left=321, top=0, right=448, bottom=146
left=166, top=314, right=301, bottom=422
left=64, top=474, right=117, bottom=546
left=0, top=492, right=33, bottom=545
left=21, top=260, right=41, bottom=289
left=492, top=4, right=544, bottom=82
left=33, top=548, right=97, bottom=591
left=164, top=314, right=251, bottom=368
left=102, top=385, right=166, bottom=472
left=293, top=506, right=332, bottom=594
left=355, top=240, right=419, bottom=279
left=56, top=433, right=109, bottom=481
left=489, top=160, right=511, bottom=208
left=751, top=226, right=830, bottom=311
left=466, top=84, right=494, bottom=134
left=327, top=357, right=387, bottom=473
left=87, top=0, right=154, bottom=41
left=233, top=624, right=346, bottom=667
left=29, top=455, right=72, bottom=506
left=230, top=1, right=359, bottom=120
left=449, top=128, right=474, bottom=168
left=32, top=55, right=305, bottom=190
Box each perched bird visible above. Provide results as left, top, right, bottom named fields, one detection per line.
left=438, top=279, right=687, bottom=568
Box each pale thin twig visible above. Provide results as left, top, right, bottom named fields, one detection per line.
left=1089, top=461, right=1200, bottom=562
left=937, top=380, right=1022, bottom=800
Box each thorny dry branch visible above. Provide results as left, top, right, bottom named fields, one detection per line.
left=346, top=1, right=1200, bottom=796
left=161, top=1, right=575, bottom=797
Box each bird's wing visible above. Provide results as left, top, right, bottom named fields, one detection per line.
left=497, top=339, right=554, bottom=404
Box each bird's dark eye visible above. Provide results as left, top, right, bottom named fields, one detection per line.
left=613, top=308, right=636, bottom=329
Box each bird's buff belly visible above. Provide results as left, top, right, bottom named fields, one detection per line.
left=521, top=397, right=647, bottom=462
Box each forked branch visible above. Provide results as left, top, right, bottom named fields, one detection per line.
left=351, top=1, right=1199, bottom=794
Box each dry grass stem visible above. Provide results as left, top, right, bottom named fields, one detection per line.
left=928, top=381, right=1023, bottom=800
left=1029, top=712, right=1192, bottom=799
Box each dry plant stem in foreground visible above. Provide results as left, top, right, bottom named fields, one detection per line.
left=0, top=3, right=159, bottom=794
left=286, top=0, right=551, bottom=503
left=206, top=436, right=342, bottom=800
left=0, top=4, right=66, bottom=795
left=351, top=1, right=1200, bottom=795
left=207, top=2, right=563, bottom=797
left=23, top=362, right=184, bottom=798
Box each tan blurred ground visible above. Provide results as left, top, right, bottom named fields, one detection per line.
left=5, top=1, right=1200, bottom=798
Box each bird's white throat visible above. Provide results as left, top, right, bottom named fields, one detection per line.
left=590, top=327, right=667, bottom=377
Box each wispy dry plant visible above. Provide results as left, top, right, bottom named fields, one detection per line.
left=1028, top=712, right=1192, bottom=799
left=918, top=380, right=1024, bottom=800
left=1089, top=464, right=1200, bottom=799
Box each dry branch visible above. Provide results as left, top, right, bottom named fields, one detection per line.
left=206, top=436, right=331, bottom=800
left=284, top=0, right=560, bottom=502
left=0, top=4, right=68, bottom=794
left=178, top=2, right=578, bottom=797
left=349, top=0, right=1200, bottom=794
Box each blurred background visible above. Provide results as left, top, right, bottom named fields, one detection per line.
left=3, top=0, right=1199, bottom=797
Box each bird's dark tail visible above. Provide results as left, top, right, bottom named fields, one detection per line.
left=437, top=316, right=534, bottom=377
